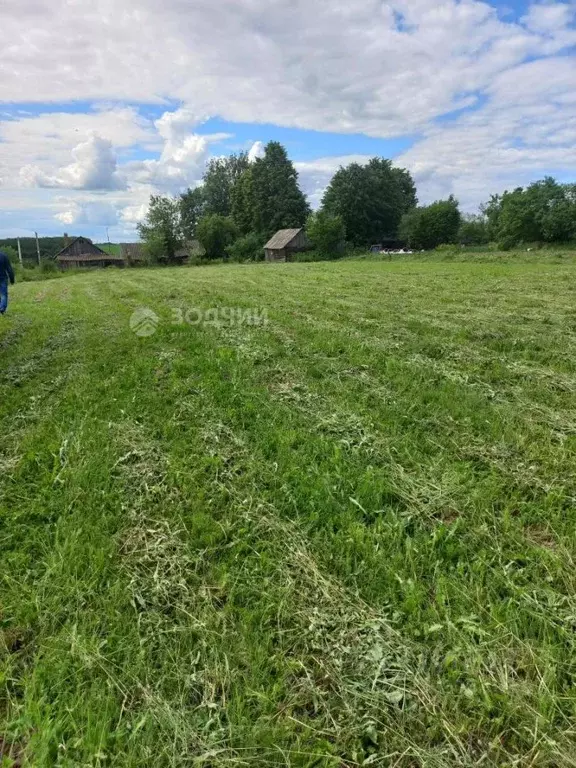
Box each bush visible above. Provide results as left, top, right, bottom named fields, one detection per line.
left=497, top=237, right=516, bottom=252
left=306, top=211, right=345, bottom=257
left=226, top=232, right=264, bottom=262
left=458, top=216, right=490, bottom=245
left=15, top=265, right=64, bottom=282
left=142, top=231, right=167, bottom=264
left=2, top=245, right=19, bottom=265
left=400, top=197, right=461, bottom=250
left=39, top=259, right=58, bottom=274
left=196, top=214, right=238, bottom=260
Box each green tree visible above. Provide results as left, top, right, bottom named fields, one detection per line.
left=481, top=177, right=576, bottom=248
left=391, top=166, right=418, bottom=213
left=495, top=188, right=540, bottom=248
left=231, top=167, right=256, bottom=235
left=137, top=195, right=183, bottom=263
left=180, top=187, right=205, bottom=240
left=196, top=214, right=238, bottom=260
left=306, top=211, right=345, bottom=257
left=251, top=142, right=310, bottom=238
left=540, top=197, right=576, bottom=242
left=400, top=196, right=461, bottom=250
left=458, top=215, right=490, bottom=245
left=202, top=153, right=250, bottom=217
left=322, top=158, right=417, bottom=245
left=226, top=232, right=264, bottom=262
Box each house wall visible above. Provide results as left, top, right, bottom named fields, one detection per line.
left=58, top=258, right=124, bottom=270
left=288, top=230, right=310, bottom=251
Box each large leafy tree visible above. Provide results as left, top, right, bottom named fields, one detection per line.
left=231, top=167, right=256, bottom=235
left=482, top=177, right=576, bottom=248
left=137, top=195, right=183, bottom=263
left=399, top=196, right=461, bottom=250
left=180, top=187, right=206, bottom=240
left=202, top=153, right=250, bottom=217
left=391, top=166, right=418, bottom=213
left=306, top=211, right=346, bottom=257
left=321, top=158, right=417, bottom=245
left=251, top=142, right=310, bottom=238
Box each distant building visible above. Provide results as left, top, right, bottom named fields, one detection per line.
left=264, top=228, right=310, bottom=263
left=121, top=240, right=205, bottom=265
left=120, top=243, right=146, bottom=266
left=56, top=236, right=124, bottom=270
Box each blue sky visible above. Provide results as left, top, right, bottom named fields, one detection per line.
left=1, top=0, right=575, bottom=240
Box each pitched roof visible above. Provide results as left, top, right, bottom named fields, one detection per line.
left=264, top=228, right=303, bottom=250
left=56, top=236, right=106, bottom=257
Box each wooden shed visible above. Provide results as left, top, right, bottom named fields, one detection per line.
left=56, top=237, right=124, bottom=270
left=264, top=228, right=310, bottom=263
left=120, top=242, right=146, bottom=266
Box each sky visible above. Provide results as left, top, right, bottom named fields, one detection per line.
left=0, top=0, right=575, bottom=241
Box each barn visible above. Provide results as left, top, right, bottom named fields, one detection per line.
left=264, top=229, right=310, bottom=263
left=120, top=242, right=146, bottom=266
left=56, top=236, right=125, bottom=270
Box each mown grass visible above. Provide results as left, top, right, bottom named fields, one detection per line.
left=1, top=256, right=576, bottom=766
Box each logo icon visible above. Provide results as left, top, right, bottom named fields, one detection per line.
left=130, top=307, right=159, bottom=337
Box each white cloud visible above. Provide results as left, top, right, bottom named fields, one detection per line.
left=0, top=0, right=575, bottom=235
left=1, top=0, right=575, bottom=136
left=121, top=203, right=149, bottom=225
left=522, top=3, right=575, bottom=34
left=54, top=199, right=120, bottom=227
left=22, top=133, right=126, bottom=190
left=127, top=133, right=209, bottom=193
left=397, top=55, right=576, bottom=210
left=0, top=106, right=152, bottom=192
left=296, top=155, right=373, bottom=208
left=124, top=110, right=234, bottom=193
left=248, top=141, right=265, bottom=162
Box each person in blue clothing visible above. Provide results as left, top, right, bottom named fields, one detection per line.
left=0, top=250, right=15, bottom=315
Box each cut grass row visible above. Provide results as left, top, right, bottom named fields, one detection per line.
left=1, top=258, right=576, bottom=766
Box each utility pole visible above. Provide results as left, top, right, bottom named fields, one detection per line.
left=35, top=231, right=41, bottom=266
left=106, top=227, right=112, bottom=255
left=17, top=238, right=23, bottom=266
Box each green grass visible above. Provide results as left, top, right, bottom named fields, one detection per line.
left=2, top=255, right=576, bottom=766
left=94, top=243, right=122, bottom=256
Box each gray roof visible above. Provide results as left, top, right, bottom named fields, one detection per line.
left=120, top=243, right=146, bottom=260
left=264, top=228, right=303, bottom=250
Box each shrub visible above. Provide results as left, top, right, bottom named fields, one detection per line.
left=306, top=211, right=345, bottom=258
left=400, top=197, right=461, bottom=250
left=226, top=232, right=264, bottom=262
left=2, top=245, right=19, bottom=265
left=39, top=259, right=58, bottom=274
left=196, top=215, right=238, bottom=260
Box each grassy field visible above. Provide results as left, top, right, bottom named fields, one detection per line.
left=1, top=258, right=576, bottom=766
left=94, top=243, right=122, bottom=257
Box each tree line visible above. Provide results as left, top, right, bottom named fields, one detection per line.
left=137, top=141, right=576, bottom=262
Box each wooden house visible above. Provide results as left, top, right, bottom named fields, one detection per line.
left=264, top=229, right=310, bottom=263
left=56, top=237, right=124, bottom=270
